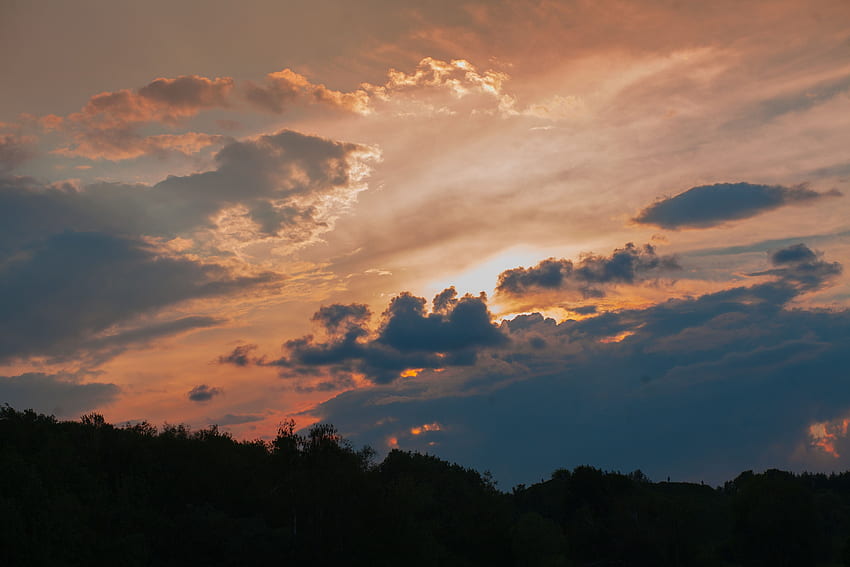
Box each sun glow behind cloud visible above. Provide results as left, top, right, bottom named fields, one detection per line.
left=423, top=246, right=579, bottom=300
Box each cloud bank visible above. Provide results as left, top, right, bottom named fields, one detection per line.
left=268, top=244, right=850, bottom=488
left=0, top=128, right=375, bottom=362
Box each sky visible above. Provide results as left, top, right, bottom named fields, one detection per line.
left=2, top=0, right=850, bottom=488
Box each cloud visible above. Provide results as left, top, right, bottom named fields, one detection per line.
left=0, top=129, right=376, bottom=253
left=728, top=74, right=850, bottom=131
left=0, top=127, right=375, bottom=363
left=22, top=57, right=523, bottom=162
left=53, top=131, right=226, bottom=161
left=76, top=75, right=233, bottom=127
left=217, top=344, right=258, bottom=367
left=135, top=75, right=234, bottom=117
left=187, top=384, right=222, bottom=402
left=748, top=243, right=842, bottom=290
left=303, top=244, right=850, bottom=488
left=377, top=289, right=506, bottom=353
left=81, top=316, right=224, bottom=365
left=0, top=372, right=119, bottom=418
left=311, top=303, right=371, bottom=336
left=225, top=287, right=507, bottom=384
left=770, top=243, right=818, bottom=265
left=0, top=231, right=273, bottom=362
left=44, top=74, right=234, bottom=160
left=497, top=242, right=680, bottom=297
left=208, top=413, right=265, bottom=426
left=244, top=69, right=370, bottom=114
left=0, top=131, right=36, bottom=172
left=374, top=57, right=509, bottom=98
left=31, top=58, right=509, bottom=160
left=634, top=182, right=841, bottom=229
left=364, top=57, right=516, bottom=116
left=244, top=58, right=515, bottom=118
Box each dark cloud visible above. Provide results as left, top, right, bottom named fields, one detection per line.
left=187, top=384, right=222, bottom=403
left=771, top=243, right=818, bottom=265
left=497, top=242, right=679, bottom=296
left=0, top=129, right=373, bottom=250
left=377, top=290, right=506, bottom=353
left=217, top=344, right=259, bottom=367
left=311, top=304, right=371, bottom=335
left=634, top=182, right=841, bottom=229
left=432, top=287, right=459, bottom=314
left=231, top=288, right=507, bottom=384
left=0, top=372, right=119, bottom=418
left=0, top=231, right=273, bottom=362
left=0, top=128, right=374, bottom=363
left=308, top=244, right=850, bottom=488
left=748, top=243, right=842, bottom=290
left=208, top=413, right=265, bottom=426
left=571, top=305, right=598, bottom=315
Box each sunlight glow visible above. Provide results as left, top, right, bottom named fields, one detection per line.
left=598, top=331, right=636, bottom=344
left=424, top=246, right=575, bottom=298
left=809, top=418, right=850, bottom=458
left=410, top=422, right=442, bottom=436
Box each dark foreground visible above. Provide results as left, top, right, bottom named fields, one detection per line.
left=2, top=406, right=850, bottom=566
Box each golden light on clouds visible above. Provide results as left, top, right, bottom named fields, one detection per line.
left=410, top=422, right=442, bottom=436
left=809, top=418, right=850, bottom=458
left=598, top=331, right=636, bottom=344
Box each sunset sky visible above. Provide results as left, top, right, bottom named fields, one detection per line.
left=3, top=0, right=850, bottom=487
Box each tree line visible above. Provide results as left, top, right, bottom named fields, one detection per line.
left=2, top=405, right=850, bottom=566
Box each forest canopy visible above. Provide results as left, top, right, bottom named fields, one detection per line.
left=3, top=406, right=850, bottom=566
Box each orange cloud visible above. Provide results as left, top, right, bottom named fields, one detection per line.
left=244, top=68, right=370, bottom=114
left=410, top=422, right=442, bottom=436
left=244, top=57, right=519, bottom=119
left=364, top=57, right=515, bottom=115
left=42, top=75, right=234, bottom=160
left=809, top=418, right=850, bottom=458
left=69, top=75, right=234, bottom=129
left=598, top=331, right=635, bottom=344
left=54, top=131, right=226, bottom=161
